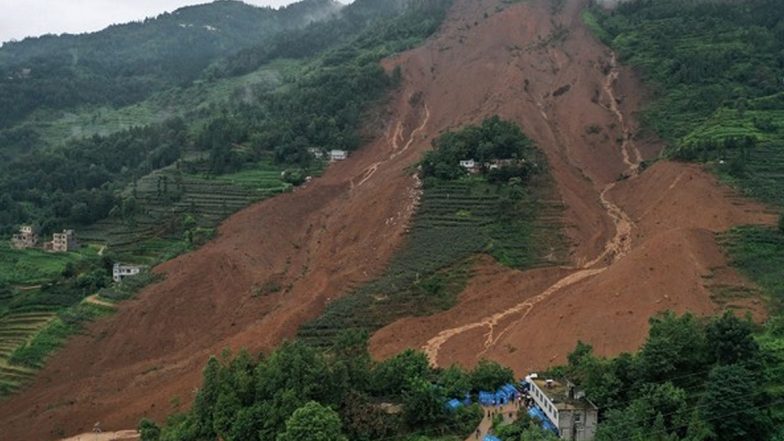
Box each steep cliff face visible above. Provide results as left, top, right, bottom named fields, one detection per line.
left=0, top=1, right=775, bottom=440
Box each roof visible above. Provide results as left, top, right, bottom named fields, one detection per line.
left=532, top=378, right=597, bottom=411
left=484, top=436, right=501, bottom=441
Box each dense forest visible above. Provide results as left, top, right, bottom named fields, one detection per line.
left=0, top=0, right=453, bottom=235
left=0, top=0, right=343, bottom=129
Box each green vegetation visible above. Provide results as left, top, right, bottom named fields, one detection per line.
left=137, top=335, right=511, bottom=441
left=421, top=116, right=537, bottom=182
left=590, top=0, right=784, bottom=207
left=299, top=118, right=565, bottom=346
left=0, top=0, right=341, bottom=129
left=0, top=0, right=457, bottom=398
left=0, top=243, right=95, bottom=285
left=554, top=312, right=778, bottom=441
left=9, top=302, right=113, bottom=369
left=589, top=5, right=784, bottom=437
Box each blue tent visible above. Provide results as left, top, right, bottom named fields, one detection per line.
left=528, top=405, right=559, bottom=435
left=479, top=391, right=496, bottom=406
left=493, top=383, right=518, bottom=404
left=483, top=436, right=501, bottom=441
left=463, top=392, right=472, bottom=405
left=446, top=398, right=463, bottom=411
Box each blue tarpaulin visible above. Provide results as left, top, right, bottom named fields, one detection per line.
left=479, top=391, right=496, bottom=406
left=528, top=405, right=559, bottom=435
left=493, top=383, right=518, bottom=404
left=483, top=436, right=501, bottom=441
left=463, top=393, right=472, bottom=405
left=446, top=399, right=463, bottom=411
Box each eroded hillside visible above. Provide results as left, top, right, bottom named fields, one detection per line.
left=0, top=0, right=776, bottom=439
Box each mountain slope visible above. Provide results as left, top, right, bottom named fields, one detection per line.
left=0, top=0, right=778, bottom=439
left=0, top=0, right=342, bottom=129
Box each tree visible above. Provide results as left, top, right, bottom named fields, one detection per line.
left=192, top=356, right=221, bottom=439
left=638, top=313, right=707, bottom=385
left=437, top=364, right=471, bottom=398
left=402, top=377, right=446, bottom=427
left=138, top=418, right=161, bottom=441
left=700, top=364, right=774, bottom=441
left=705, top=312, right=760, bottom=366
left=277, top=401, right=347, bottom=441
left=370, top=349, right=431, bottom=396
left=470, top=359, right=514, bottom=391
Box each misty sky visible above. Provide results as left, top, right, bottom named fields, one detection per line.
left=0, top=0, right=348, bottom=44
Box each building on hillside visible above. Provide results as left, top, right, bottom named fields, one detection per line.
left=487, top=158, right=523, bottom=170
left=308, top=147, right=325, bottom=160
left=329, top=149, right=348, bottom=161
left=44, top=230, right=78, bottom=253
left=527, top=376, right=598, bottom=441
left=113, top=263, right=145, bottom=283
left=10, top=225, right=38, bottom=249
left=459, top=159, right=480, bottom=174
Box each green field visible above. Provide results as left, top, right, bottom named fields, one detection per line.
left=0, top=243, right=97, bottom=286
left=299, top=173, right=565, bottom=346
left=80, top=159, right=297, bottom=264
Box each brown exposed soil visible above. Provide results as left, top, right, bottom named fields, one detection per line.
left=369, top=0, right=776, bottom=377
left=0, top=0, right=777, bottom=439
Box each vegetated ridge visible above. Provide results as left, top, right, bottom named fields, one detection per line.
left=0, top=0, right=777, bottom=440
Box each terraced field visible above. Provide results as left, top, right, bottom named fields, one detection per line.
left=299, top=175, right=565, bottom=346
left=0, top=312, right=54, bottom=395
left=80, top=160, right=295, bottom=263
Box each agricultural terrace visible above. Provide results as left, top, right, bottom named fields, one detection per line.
left=80, top=159, right=302, bottom=265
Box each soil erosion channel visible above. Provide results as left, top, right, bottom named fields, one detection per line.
left=0, top=1, right=776, bottom=440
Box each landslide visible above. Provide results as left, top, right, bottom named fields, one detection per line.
left=369, top=0, right=777, bottom=375
left=0, top=0, right=777, bottom=439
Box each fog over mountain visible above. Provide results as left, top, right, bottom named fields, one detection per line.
left=0, top=0, right=352, bottom=44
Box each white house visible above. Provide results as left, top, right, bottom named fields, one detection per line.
left=329, top=150, right=348, bottom=161
left=459, top=159, right=476, bottom=169
left=113, top=263, right=144, bottom=283
left=528, top=376, right=598, bottom=441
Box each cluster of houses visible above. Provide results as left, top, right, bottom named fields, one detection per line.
left=10, top=225, right=79, bottom=253
left=447, top=374, right=598, bottom=441
left=459, top=158, right=525, bottom=174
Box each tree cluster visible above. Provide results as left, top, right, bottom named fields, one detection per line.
left=558, top=312, right=775, bottom=441
left=421, top=116, right=538, bottom=182
left=139, top=337, right=517, bottom=441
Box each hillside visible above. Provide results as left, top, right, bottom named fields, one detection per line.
left=0, top=0, right=342, bottom=130
left=0, top=0, right=783, bottom=440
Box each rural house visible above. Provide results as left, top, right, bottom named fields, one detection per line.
left=329, top=149, right=348, bottom=161
left=527, top=376, right=598, bottom=441
left=44, top=230, right=78, bottom=253
left=113, top=263, right=145, bottom=283
left=10, top=225, right=38, bottom=249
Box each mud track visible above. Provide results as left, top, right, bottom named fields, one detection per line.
left=0, top=1, right=777, bottom=439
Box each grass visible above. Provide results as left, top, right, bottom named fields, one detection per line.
left=721, top=226, right=784, bottom=309
left=9, top=302, right=113, bottom=369
left=0, top=243, right=96, bottom=286
left=299, top=172, right=565, bottom=347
